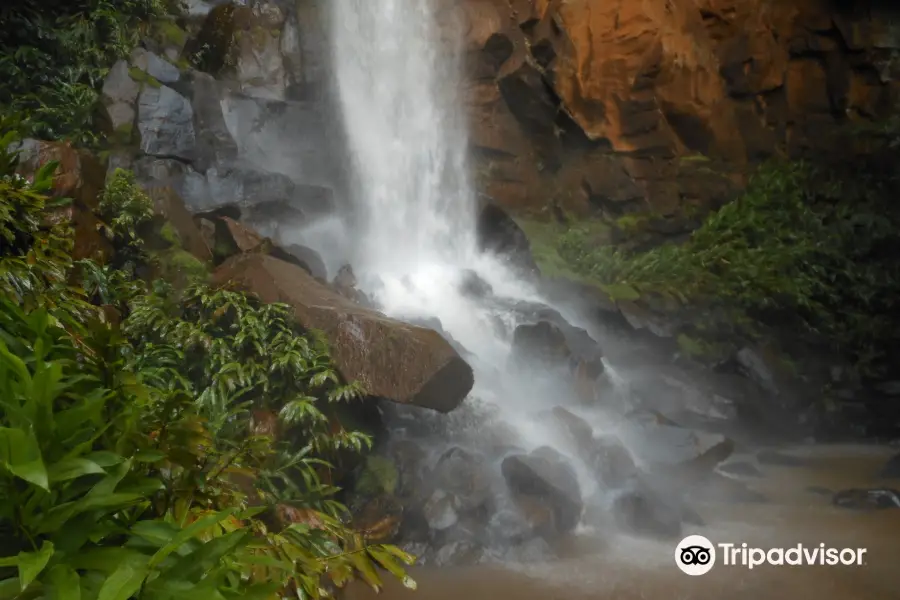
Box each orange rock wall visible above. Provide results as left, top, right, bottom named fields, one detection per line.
left=454, top=0, right=900, bottom=224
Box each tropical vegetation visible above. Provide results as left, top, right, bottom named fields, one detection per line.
left=0, top=129, right=415, bottom=598
left=550, top=154, right=900, bottom=374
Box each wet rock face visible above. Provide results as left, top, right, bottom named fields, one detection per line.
left=475, top=203, right=539, bottom=276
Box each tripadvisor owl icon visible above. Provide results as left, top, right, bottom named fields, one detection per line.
left=675, top=535, right=716, bottom=576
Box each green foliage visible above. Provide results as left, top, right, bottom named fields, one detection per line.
left=0, top=0, right=170, bottom=145
left=556, top=160, right=900, bottom=370
left=0, top=297, right=416, bottom=599
left=354, top=457, right=399, bottom=497
left=125, top=283, right=371, bottom=456
left=0, top=135, right=96, bottom=321
left=0, top=127, right=415, bottom=598
left=99, top=169, right=155, bottom=246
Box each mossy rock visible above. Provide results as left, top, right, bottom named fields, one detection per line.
left=600, top=282, right=641, bottom=302
left=152, top=247, right=209, bottom=288
left=113, top=122, right=134, bottom=145
left=159, top=221, right=181, bottom=247
left=128, top=67, right=162, bottom=88
left=152, top=19, right=188, bottom=49
left=354, top=456, right=400, bottom=497
left=615, top=213, right=653, bottom=235
left=515, top=217, right=609, bottom=284
left=676, top=333, right=731, bottom=363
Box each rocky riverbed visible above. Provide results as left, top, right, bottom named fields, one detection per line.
left=345, top=444, right=900, bottom=599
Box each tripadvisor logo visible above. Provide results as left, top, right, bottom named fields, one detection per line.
left=674, top=535, right=868, bottom=575
left=675, top=535, right=716, bottom=576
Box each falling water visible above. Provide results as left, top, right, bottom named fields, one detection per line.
left=329, top=0, right=552, bottom=376
left=330, top=0, right=474, bottom=271
left=329, top=0, right=610, bottom=526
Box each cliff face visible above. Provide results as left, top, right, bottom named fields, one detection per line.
left=457, top=0, right=900, bottom=227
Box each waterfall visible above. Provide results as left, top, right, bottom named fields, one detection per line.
left=329, top=0, right=550, bottom=376
left=329, top=0, right=618, bottom=559
left=330, top=0, right=475, bottom=272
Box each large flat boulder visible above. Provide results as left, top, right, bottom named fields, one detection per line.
left=213, top=253, right=474, bottom=412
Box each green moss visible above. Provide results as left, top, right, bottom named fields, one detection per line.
left=153, top=248, right=209, bottom=285
left=678, top=153, right=711, bottom=164
left=546, top=160, right=900, bottom=373
left=599, top=282, right=641, bottom=302
left=113, top=122, right=133, bottom=145
left=354, top=456, right=399, bottom=497
left=615, top=213, right=652, bottom=234
left=516, top=217, right=611, bottom=283
left=159, top=221, right=181, bottom=247
left=153, top=19, right=187, bottom=49
left=676, top=333, right=731, bottom=363
left=677, top=334, right=708, bottom=358
left=128, top=66, right=162, bottom=88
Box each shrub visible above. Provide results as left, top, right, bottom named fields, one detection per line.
left=557, top=160, right=900, bottom=372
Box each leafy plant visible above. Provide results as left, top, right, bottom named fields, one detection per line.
left=0, top=125, right=416, bottom=598
left=0, top=297, right=415, bottom=599
left=0, top=0, right=171, bottom=145
left=0, top=132, right=96, bottom=321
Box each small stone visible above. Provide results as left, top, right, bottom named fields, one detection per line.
left=879, top=452, right=900, bottom=479
left=718, top=461, right=763, bottom=478
left=423, top=490, right=458, bottom=531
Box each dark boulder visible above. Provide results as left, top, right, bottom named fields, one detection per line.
left=511, top=320, right=571, bottom=367
left=610, top=479, right=686, bottom=540
left=590, top=434, right=638, bottom=489
left=501, top=446, right=583, bottom=535
left=430, top=447, right=493, bottom=513
left=459, top=269, right=494, bottom=299
left=547, top=406, right=594, bottom=451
